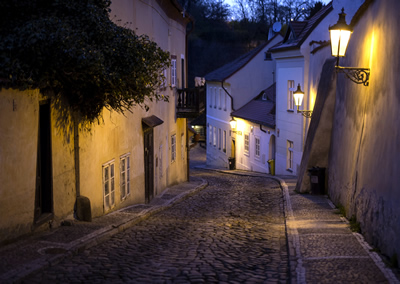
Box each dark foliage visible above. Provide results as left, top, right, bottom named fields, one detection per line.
left=0, top=0, right=170, bottom=124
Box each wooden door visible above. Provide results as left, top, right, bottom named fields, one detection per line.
left=144, top=128, right=154, bottom=203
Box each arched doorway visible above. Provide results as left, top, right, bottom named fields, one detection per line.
left=269, top=135, right=276, bottom=161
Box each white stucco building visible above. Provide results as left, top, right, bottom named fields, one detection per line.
left=204, top=35, right=282, bottom=169
left=230, top=84, right=276, bottom=173
left=269, top=3, right=338, bottom=175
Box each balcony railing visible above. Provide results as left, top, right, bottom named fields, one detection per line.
left=176, top=87, right=205, bottom=118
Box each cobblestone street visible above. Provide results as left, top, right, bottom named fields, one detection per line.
left=25, top=170, right=289, bottom=283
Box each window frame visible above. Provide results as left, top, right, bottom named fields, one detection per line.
left=213, top=127, right=217, bottom=147
left=209, top=124, right=212, bottom=145
left=214, top=88, right=217, bottom=108
left=102, top=160, right=115, bottom=212
left=223, top=130, right=226, bottom=153
left=255, top=137, right=261, bottom=159
left=287, top=80, right=295, bottom=111
left=244, top=133, right=250, bottom=156
left=287, top=140, right=294, bottom=171
left=171, top=56, right=177, bottom=87
left=209, top=88, right=212, bottom=108
left=120, top=154, right=130, bottom=201
left=218, top=89, right=222, bottom=110
left=218, top=128, right=222, bottom=150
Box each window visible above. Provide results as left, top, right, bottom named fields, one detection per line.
left=287, top=140, right=294, bottom=171
left=223, top=92, right=227, bottom=111
left=218, top=128, right=222, bottom=150
left=213, top=127, right=217, bottom=147
left=209, top=125, right=212, bottom=145
left=219, top=89, right=222, bottom=109
left=171, top=134, right=176, bottom=163
left=103, top=160, right=115, bottom=211
left=120, top=154, right=130, bottom=200
left=223, top=130, right=226, bottom=153
left=171, top=56, right=177, bottom=87
left=264, top=52, right=272, bottom=61
left=209, top=88, right=212, bottom=108
left=214, top=88, right=217, bottom=108
left=255, top=137, right=260, bottom=158
left=287, top=80, right=295, bottom=110
left=244, top=133, right=250, bottom=155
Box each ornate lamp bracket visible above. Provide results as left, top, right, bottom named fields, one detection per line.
left=336, top=66, right=370, bottom=86
left=297, top=109, right=313, bottom=118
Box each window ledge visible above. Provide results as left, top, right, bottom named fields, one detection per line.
left=286, top=168, right=293, bottom=173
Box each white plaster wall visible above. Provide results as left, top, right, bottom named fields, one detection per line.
left=233, top=118, right=275, bottom=174
left=328, top=0, right=400, bottom=265
left=205, top=36, right=282, bottom=169
left=227, top=36, right=282, bottom=110
left=206, top=82, right=232, bottom=168
left=274, top=56, right=304, bottom=176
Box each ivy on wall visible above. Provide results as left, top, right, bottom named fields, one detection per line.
left=0, top=0, right=170, bottom=124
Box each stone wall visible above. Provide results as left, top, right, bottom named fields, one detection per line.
left=328, top=0, right=400, bottom=265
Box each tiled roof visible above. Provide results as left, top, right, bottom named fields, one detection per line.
left=289, top=21, right=308, bottom=39
left=231, top=83, right=276, bottom=128
left=205, top=34, right=279, bottom=82
left=269, top=2, right=333, bottom=52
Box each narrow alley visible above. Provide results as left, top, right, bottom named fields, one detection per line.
left=25, top=169, right=288, bottom=283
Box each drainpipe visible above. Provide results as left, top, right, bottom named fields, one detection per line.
left=260, top=125, right=267, bottom=133
left=221, top=80, right=234, bottom=112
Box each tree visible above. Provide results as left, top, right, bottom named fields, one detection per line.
left=231, top=0, right=317, bottom=24
left=0, top=0, right=170, bottom=125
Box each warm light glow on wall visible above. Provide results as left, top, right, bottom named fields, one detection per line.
left=309, top=89, right=316, bottom=110
left=237, top=119, right=245, bottom=132
left=368, top=31, right=375, bottom=70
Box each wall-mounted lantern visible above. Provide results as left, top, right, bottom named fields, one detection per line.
left=293, top=84, right=312, bottom=118
left=329, top=8, right=370, bottom=86
left=230, top=118, right=242, bottom=135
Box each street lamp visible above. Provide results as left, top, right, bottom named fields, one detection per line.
left=293, top=84, right=312, bottom=118
left=229, top=118, right=237, bottom=129
left=229, top=118, right=242, bottom=135
left=329, top=8, right=370, bottom=86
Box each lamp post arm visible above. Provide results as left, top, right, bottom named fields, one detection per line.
left=335, top=66, right=370, bottom=86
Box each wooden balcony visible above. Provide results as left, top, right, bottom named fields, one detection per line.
left=176, top=87, right=206, bottom=118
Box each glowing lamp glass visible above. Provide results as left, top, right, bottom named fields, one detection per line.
left=293, top=84, right=304, bottom=107
left=330, top=29, right=352, bottom=57
left=329, top=8, right=353, bottom=58
left=230, top=119, right=237, bottom=129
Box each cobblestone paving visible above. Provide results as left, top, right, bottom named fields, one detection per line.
left=25, top=170, right=288, bottom=283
